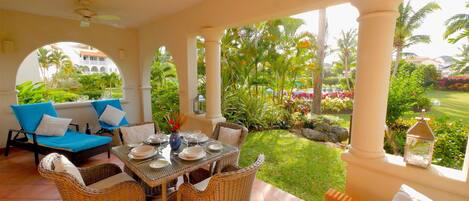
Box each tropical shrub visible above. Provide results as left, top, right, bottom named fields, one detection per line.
left=16, top=81, right=47, bottom=104
left=222, top=88, right=269, bottom=130
left=151, top=82, right=179, bottom=132
left=386, top=69, right=430, bottom=124
left=16, top=81, right=81, bottom=104
left=438, top=75, right=469, bottom=91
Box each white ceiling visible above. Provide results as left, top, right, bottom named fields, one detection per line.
left=0, top=0, right=204, bottom=28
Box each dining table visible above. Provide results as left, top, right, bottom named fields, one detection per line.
left=111, top=135, right=240, bottom=201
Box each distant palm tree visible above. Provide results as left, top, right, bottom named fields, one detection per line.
left=37, top=47, right=51, bottom=86
left=444, top=1, right=469, bottom=44
left=336, top=29, right=357, bottom=91
left=452, top=45, right=469, bottom=74
left=392, top=1, right=440, bottom=77
left=48, top=48, right=72, bottom=87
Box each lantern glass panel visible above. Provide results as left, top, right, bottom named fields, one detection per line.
left=405, top=136, right=434, bottom=168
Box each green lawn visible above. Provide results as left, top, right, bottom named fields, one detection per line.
left=239, top=130, right=346, bottom=201
left=422, top=90, right=469, bottom=124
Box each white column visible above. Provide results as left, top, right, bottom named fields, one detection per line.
left=349, top=0, right=402, bottom=158
left=202, top=28, right=224, bottom=119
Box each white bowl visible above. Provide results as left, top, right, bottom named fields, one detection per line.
left=131, top=145, right=155, bottom=157
left=208, top=143, right=223, bottom=151
left=182, top=146, right=204, bottom=158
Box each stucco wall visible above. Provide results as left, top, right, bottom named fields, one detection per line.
left=0, top=10, right=142, bottom=147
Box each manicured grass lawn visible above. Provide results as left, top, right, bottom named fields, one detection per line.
left=423, top=89, right=469, bottom=124
left=322, top=114, right=351, bottom=128
left=239, top=130, right=346, bottom=201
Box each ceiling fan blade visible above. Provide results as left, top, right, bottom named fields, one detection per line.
left=95, top=15, right=121, bottom=21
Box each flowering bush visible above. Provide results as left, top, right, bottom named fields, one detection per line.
left=291, top=91, right=353, bottom=100
left=321, top=97, right=353, bottom=113
left=438, top=76, right=469, bottom=91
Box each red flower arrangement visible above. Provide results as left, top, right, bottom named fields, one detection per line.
left=166, top=113, right=186, bottom=133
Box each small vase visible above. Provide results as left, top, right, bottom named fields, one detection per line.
left=169, top=132, right=181, bottom=151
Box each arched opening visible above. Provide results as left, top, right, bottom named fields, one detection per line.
left=150, top=46, right=179, bottom=132
left=16, top=42, right=124, bottom=104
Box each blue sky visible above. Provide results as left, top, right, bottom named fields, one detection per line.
left=292, top=0, right=468, bottom=63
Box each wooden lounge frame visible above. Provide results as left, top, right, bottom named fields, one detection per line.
left=4, top=124, right=111, bottom=165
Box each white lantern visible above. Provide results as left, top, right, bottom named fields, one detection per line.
left=404, top=110, right=435, bottom=168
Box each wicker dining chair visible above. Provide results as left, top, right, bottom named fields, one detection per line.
left=177, top=154, right=264, bottom=201
left=189, top=122, right=249, bottom=184
left=38, top=153, right=145, bottom=201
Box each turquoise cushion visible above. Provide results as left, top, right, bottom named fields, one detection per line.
left=11, top=102, right=58, bottom=133
left=91, top=99, right=129, bottom=129
left=28, top=131, right=112, bottom=152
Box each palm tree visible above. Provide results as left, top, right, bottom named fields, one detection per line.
left=335, top=29, right=357, bottom=91
left=444, top=1, right=469, bottom=44
left=312, top=8, right=327, bottom=114
left=392, top=1, right=440, bottom=77
left=48, top=48, right=72, bottom=87
left=150, top=47, right=177, bottom=89
left=37, top=47, right=51, bottom=87
left=452, top=45, right=469, bottom=74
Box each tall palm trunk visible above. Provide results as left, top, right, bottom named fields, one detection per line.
left=344, top=55, right=351, bottom=91
left=392, top=46, right=402, bottom=77
left=312, top=8, right=327, bottom=114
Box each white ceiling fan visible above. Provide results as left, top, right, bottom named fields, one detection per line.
left=74, top=0, right=121, bottom=28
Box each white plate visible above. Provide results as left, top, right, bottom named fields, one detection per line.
left=185, top=134, right=209, bottom=143
left=131, top=145, right=155, bottom=157
left=128, top=150, right=158, bottom=160
left=178, top=150, right=206, bottom=161
left=208, top=143, right=223, bottom=151
left=149, top=159, right=170, bottom=169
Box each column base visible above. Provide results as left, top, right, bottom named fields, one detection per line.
left=348, top=146, right=385, bottom=159
left=182, top=114, right=226, bottom=137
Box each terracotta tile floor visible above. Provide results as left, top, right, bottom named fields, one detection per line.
left=0, top=148, right=302, bottom=201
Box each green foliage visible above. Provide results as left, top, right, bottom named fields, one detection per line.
left=16, top=81, right=47, bottom=104
left=444, top=1, right=469, bottom=43
left=222, top=88, right=268, bottom=130
left=16, top=81, right=79, bottom=104
left=432, top=117, right=468, bottom=169
left=151, top=82, right=179, bottom=133
left=387, top=68, right=430, bottom=124
left=150, top=47, right=180, bottom=132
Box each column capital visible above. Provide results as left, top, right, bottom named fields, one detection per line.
left=201, top=27, right=224, bottom=42
left=351, top=0, right=402, bottom=15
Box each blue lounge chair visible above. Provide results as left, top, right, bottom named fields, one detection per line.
left=6, top=102, right=112, bottom=165
left=90, top=99, right=129, bottom=138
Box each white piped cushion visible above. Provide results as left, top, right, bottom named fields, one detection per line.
left=218, top=127, right=242, bottom=146
left=99, top=105, right=125, bottom=126
left=194, top=177, right=211, bottom=191
left=120, top=123, right=155, bottom=144
left=53, top=155, right=85, bottom=186
left=35, top=114, right=72, bottom=136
